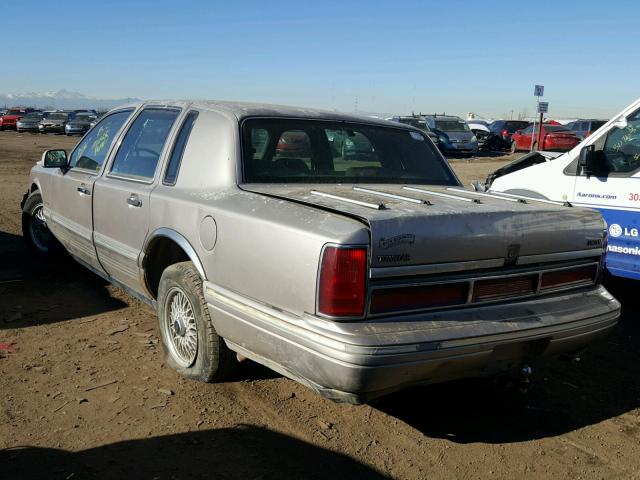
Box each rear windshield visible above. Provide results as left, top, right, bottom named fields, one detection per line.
left=48, top=113, right=68, bottom=121
left=397, top=118, right=429, bottom=130
left=434, top=120, right=469, bottom=132
left=544, top=125, right=570, bottom=132
left=503, top=121, right=529, bottom=132
left=74, top=114, right=96, bottom=121
left=242, top=119, right=458, bottom=185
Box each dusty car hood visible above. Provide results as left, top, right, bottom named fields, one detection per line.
left=243, top=184, right=604, bottom=268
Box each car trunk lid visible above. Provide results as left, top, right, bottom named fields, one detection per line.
left=243, top=184, right=605, bottom=268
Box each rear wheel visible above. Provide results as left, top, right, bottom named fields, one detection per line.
left=157, top=261, right=238, bottom=382
left=510, top=141, right=518, bottom=154
left=22, top=192, right=59, bottom=257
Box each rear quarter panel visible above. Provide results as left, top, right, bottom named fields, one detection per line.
left=148, top=109, right=369, bottom=316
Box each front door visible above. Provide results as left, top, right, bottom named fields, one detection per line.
left=45, top=109, right=134, bottom=272
left=93, top=107, right=181, bottom=293
left=571, top=108, right=640, bottom=279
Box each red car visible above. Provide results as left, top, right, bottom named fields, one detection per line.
left=510, top=124, right=580, bottom=152
left=0, top=107, right=35, bottom=130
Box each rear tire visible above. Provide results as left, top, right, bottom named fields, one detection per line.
left=21, top=192, right=60, bottom=258
left=157, top=261, right=238, bottom=382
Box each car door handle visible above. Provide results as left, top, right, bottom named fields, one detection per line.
left=77, top=185, right=91, bottom=195
left=127, top=194, right=142, bottom=207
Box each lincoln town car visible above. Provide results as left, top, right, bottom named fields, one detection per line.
left=20, top=101, right=620, bottom=403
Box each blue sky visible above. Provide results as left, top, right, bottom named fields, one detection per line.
left=3, top=0, right=639, bottom=118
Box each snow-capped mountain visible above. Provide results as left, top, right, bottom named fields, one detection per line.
left=0, top=89, right=139, bottom=110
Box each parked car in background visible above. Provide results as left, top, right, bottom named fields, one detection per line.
left=424, top=115, right=478, bottom=156
left=16, top=111, right=44, bottom=133
left=510, top=123, right=580, bottom=152
left=565, top=119, right=607, bottom=140
left=89, top=113, right=105, bottom=129
left=486, top=120, right=530, bottom=150
left=467, top=121, right=490, bottom=150
left=390, top=115, right=442, bottom=150
left=0, top=107, right=35, bottom=130
left=39, top=112, right=74, bottom=134
left=20, top=100, right=619, bottom=403
left=65, top=112, right=97, bottom=135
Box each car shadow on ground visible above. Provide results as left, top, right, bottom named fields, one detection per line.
left=0, top=424, right=389, bottom=480
left=374, top=282, right=640, bottom=444
left=0, top=230, right=128, bottom=329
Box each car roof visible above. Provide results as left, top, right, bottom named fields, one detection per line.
left=119, top=100, right=409, bottom=129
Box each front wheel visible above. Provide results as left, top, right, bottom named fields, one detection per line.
left=22, top=192, right=58, bottom=257
left=157, top=261, right=238, bottom=382
left=510, top=141, right=518, bottom=154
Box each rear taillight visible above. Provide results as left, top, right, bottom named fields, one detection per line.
left=370, top=282, right=468, bottom=314
left=540, top=265, right=597, bottom=291
left=318, top=246, right=367, bottom=317
left=502, top=129, right=509, bottom=138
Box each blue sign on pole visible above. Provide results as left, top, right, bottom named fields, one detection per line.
left=534, top=85, right=544, bottom=97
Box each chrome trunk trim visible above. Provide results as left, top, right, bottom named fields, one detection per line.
left=352, top=187, right=430, bottom=205
left=446, top=188, right=522, bottom=203
left=310, top=190, right=386, bottom=210
left=402, top=186, right=480, bottom=203
left=516, top=249, right=601, bottom=265
left=370, top=258, right=505, bottom=279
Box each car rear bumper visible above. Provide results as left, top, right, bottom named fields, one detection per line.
left=204, top=282, right=620, bottom=403
left=39, top=125, right=65, bottom=133
left=17, top=125, right=39, bottom=132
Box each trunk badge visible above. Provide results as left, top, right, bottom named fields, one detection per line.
left=505, top=244, right=520, bottom=266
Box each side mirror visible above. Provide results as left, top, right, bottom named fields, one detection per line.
left=426, top=132, right=440, bottom=144
left=515, top=130, right=522, bottom=135
left=578, top=145, right=596, bottom=175
left=42, top=149, right=68, bottom=168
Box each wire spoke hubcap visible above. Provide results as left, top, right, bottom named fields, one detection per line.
left=164, top=287, right=198, bottom=367
left=30, top=204, right=52, bottom=252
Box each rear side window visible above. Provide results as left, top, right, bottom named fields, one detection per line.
left=164, top=110, right=199, bottom=185
left=69, top=109, right=133, bottom=172
left=110, top=108, right=180, bottom=181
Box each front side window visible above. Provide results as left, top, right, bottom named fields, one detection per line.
left=521, top=125, right=533, bottom=135
left=242, top=119, right=457, bottom=185
left=110, top=108, right=180, bottom=181
left=69, top=109, right=133, bottom=172
left=602, top=110, right=640, bottom=173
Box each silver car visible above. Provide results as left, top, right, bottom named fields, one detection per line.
left=20, top=101, right=620, bottom=403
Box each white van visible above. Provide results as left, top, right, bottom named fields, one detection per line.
left=487, top=97, right=640, bottom=281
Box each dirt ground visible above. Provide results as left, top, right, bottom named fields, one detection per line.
left=1, top=131, right=639, bottom=480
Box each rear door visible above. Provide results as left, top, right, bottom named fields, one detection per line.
left=92, top=107, right=181, bottom=293
left=45, top=109, right=133, bottom=272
